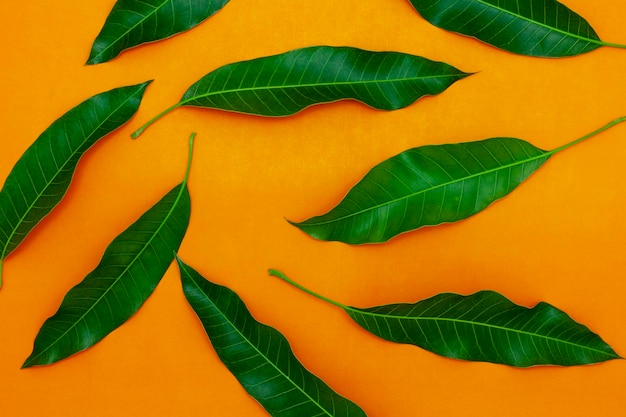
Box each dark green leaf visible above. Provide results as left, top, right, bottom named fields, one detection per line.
left=270, top=270, right=622, bottom=367
left=177, top=258, right=366, bottom=416
left=408, top=0, right=626, bottom=57
left=87, top=0, right=230, bottom=65
left=132, top=46, right=470, bottom=137
left=22, top=135, right=194, bottom=367
left=0, top=82, right=151, bottom=285
left=291, top=117, right=626, bottom=244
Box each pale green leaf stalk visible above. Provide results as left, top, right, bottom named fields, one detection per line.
left=408, top=0, right=626, bottom=57
left=131, top=46, right=470, bottom=138
left=269, top=269, right=621, bottom=367
left=291, top=116, right=626, bottom=244
left=22, top=133, right=194, bottom=367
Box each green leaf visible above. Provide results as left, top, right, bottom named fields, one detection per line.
left=22, top=134, right=195, bottom=368
left=87, top=0, right=230, bottom=65
left=270, top=270, right=622, bottom=367
left=291, top=117, right=626, bottom=244
left=177, top=258, right=366, bottom=416
left=407, top=0, right=626, bottom=57
left=131, top=46, right=470, bottom=137
left=0, top=82, right=151, bottom=286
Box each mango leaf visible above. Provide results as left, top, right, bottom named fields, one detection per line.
left=0, top=81, right=151, bottom=286
left=407, top=0, right=626, bottom=57
left=22, top=134, right=195, bottom=368
left=131, top=46, right=470, bottom=137
left=291, top=116, right=626, bottom=244
left=270, top=270, right=621, bottom=367
left=87, top=0, right=230, bottom=65
left=177, top=258, right=366, bottom=416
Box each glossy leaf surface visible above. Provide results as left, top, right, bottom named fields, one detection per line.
left=0, top=82, right=151, bottom=284
left=132, top=46, right=470, bottom=137
left=88, top=0, right=230, bottom=64
left=23, top=139, right=193, bottom=367
left=291, top=117, right=626, bottom=244
left=348, top=291, right=620, bottom=367
left=407, top=0, right=621, bottom=57
left=271, top=270, right=621, bottom=367
left=178, top=259, right=366, bottom=416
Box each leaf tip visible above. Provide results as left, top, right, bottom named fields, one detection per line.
left=85, top=47, right=112, bottom=66
left=284, top=217, right=301, bottom=229
left=21, top=354, right=35, bottom=369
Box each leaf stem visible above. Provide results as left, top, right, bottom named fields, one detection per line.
left=183, top=132, right=196, bottom=185
left=131, top=102, right=182, bottom=139
left=599, top=40, right=626, bottom=50
left=549, top=116, right=626, bottom=155
left=268, top=269, right=348, bottom=310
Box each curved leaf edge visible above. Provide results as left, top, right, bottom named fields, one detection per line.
left=86, top=1, right=231, bottom=65
left=286, top=136, right=550, bottom=244
left=287, top=116, right=626, bottom=245
left=0, top=80, right=153, bottom=287
left=177, top=257, right=367, bottom=416
left=21, top=133, right=195, bottom=368
left=268, top=269, right=623, bottom=367
left=407, top=0, right=626, bottom=57
left=130, top=46, right=472, bottom=138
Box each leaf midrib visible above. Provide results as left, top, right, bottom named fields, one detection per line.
left=185, top=269, right=335, bottom=417
left=90, top=0, right=172, bottom=62
left=301, top=142, right=551, bottom=227
left=1, top=90, right=141, bottom=261
left=347, top=306, right=616, bottom=358
left=472, top=0, right=602, bottom=46
left=25, top=183, right=186, bottom=366
left=181, top=73, right=465, bottom=104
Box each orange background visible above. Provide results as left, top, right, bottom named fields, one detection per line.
left=1, top=1, right=626, bottom=416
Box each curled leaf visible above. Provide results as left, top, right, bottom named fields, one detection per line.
left=177, top=258, right=366, bottom=416
left=270, top=270, right=621, bottom=367
left=0, top=81, right=151, bottom=286
left=88, top=0, right=230, bottom=64
left=407, top=0, right=626, bottom=57
left=132, top=45, right=470, bottom=137
left=22, top=134, right=195, bottom=367
left=291, top=117, right=626, bottom=244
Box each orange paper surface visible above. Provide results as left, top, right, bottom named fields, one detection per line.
left=1, top=1, right=625, bottom=416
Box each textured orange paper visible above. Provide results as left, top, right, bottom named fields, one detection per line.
left=1, top=1, right=625, bottom=416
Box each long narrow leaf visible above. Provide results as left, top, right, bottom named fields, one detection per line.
left=87, top=0, right=230, bottom=65
left=132, top=46, right=470, bottom=137
left=0, top=82, right=151, bottom=285
left=291, top=117, right=626, bottom=244
left=22, top=135, right=195, bottom=368
left=407, top=0, right=626, bottom=57
left=177, top=258, right=366, bottom=416
left=270, top=270, right=621, bottom=367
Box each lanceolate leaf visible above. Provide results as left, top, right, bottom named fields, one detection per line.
left=22, top=135, right=194, bottom=368
left=131, top=46, right=470, bottom=137
left=87, top=0, right=230, bottom=65
left=177, top=258, right=366, bottom=416
left=0, top=82, right=151, bottom=286
left=407, top=0, right=626, bottom=57
left=291, top=117, right=626, bottom=244
left=270, top=270, right=621, bottom=367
